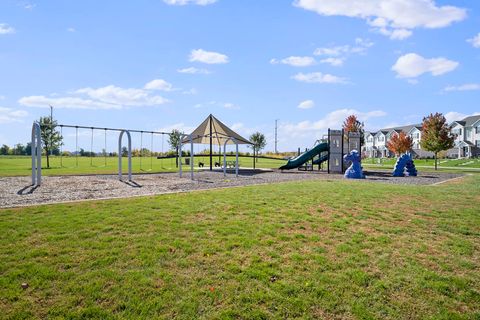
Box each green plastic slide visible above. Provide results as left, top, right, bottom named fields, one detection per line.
left=312, top=152, right=329, bottom=165
left=279, top=142, right=329, bottom=170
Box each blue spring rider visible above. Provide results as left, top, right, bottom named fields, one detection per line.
left=344, top=150, right=365, bottom=179
left=392, top=153, right=417, bottom=177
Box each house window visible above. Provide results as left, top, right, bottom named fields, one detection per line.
left=477, top=140, right=480, bottom=148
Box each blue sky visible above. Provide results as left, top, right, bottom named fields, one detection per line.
left=1, top=0, right=479, bottom=152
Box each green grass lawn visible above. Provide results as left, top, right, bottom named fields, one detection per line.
left=0, top=155, right=286, bottom=177
left=363, top=157, right=480, bottom=169
left=1, top=176, right=479, bottom=319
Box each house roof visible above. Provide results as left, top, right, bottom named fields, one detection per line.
left=461, top=115, right=480, bottom=127
left=181, top=114, right=252, bottom=145
left=367, top=114, right=480, bottom=134
left=374, top=130, right=388, bottom=137
left=452, top=121, right=466, bottom=127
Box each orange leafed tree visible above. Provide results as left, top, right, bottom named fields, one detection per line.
left=342, top=115, right=364, bottom=145
left=343, top=115, right=363, bottom=134
left=387, top=132, right=413, bottom=156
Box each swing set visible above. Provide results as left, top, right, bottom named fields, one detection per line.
left=57, top=124, right=166, bottom=171
left=31, top=114, right=251, bottom=187
left=32, top=122, right=187, bottom=186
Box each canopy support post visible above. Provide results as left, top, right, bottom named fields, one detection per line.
left=223, top=137, right=238, bottom=178
left=209, top=114, right=213, bottom=171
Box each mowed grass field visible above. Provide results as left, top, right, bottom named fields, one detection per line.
left=1, top=175, right=479, bottom=319
left=0, top=155, right=286, bottom=177
left=363, top=157, right=480, bottom=169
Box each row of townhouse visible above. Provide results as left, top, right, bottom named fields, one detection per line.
left=363, top=115, right=480, bottom=159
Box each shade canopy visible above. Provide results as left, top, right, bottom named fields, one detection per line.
left=182, top=114, right=252, bottom=145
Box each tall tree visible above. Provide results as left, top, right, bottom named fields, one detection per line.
left=0, top=144, right=10, bottom=155
left=387, top=132, right=413, bottom=156
left=342, top=114, right=365, bottom=145
left=420, top=113, right=454, bottom=170
left=39, top=116, right=63, bottom=168
left=168, top=129, right=182, bottom=167
left=249, top=132, right=267, bottom=162
left=14, top=143, right=26, bottom=155
left=25, top=142, right=32, bottom=156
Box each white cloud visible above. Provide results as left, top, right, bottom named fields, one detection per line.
left=144, top=79, right=174, bottom=91
left=19, top=95, right=121, bottom=110
left=314, top=45, right=350, bottom=56
left=189, top=49, right=229, bottom=64
left=467, top=33, right=480, bottom=48
left=392, top=53, right=458, bottom=78
left=177, top=67, right=211, bottom=74
left=298, top=100, right=315, bottom=109
left=19, top=81, right=171, bottom=110
left=67, top=27, right=76, bottom=32
left=163, top=0, right=216, bottom=5
left=280, top=108, right=386, bottom=139
left=292, top=72, right=348, bottom=84
left=270, top=56, right=316, bottom=67
left=23, top=3, right=36, bottom=10
left=377, top=27, right=413, bottom=40
left=354, top=37, right=374, bottom=48
left=157, top=123, right=195, bottom=134
left=294, top=0, right=466, bottom=40
left=223, top=102, right=239, bottom=110
left=76, top=85, right=169, bottom=106
left=319, top=57, right=344, bottom=66
left=193, top=100, right=239, bottom=110
left=444, top=84, right=480, bottom=92
left=0, top=23, right=15, bottom=35
left=313, top=38, right=373, bottom=66
left=230, top=123, right=244, bottom=132
left=0, top=107, right=29, bottom=124
left=444, top=111, right=480, bottom=123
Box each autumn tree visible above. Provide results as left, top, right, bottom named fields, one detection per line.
left=387, top=132, right=413, bottom=156
left=420, top=113, right=455, bottom=170
left=342, top=114, right=365, bottom=145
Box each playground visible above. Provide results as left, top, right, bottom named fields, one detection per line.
left=0, top=115, right=469, bottom=208
left=0, top=169, right=464, bottom=208
left=1, top=115, right=479, bottom=319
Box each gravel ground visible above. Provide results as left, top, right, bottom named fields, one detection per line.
left=0, top=169, right=464, bottom=208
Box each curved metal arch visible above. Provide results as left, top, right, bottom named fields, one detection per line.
left=223, top=137, right=239, bottom=177
left=31, top=122, right=42, bottom=186
left=118, top=130, right=132, bottom=181
left=178, top=134, right=194, bottom=180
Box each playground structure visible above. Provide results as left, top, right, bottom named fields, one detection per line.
left=393, top=153, right=418, bottom=177
left=30, top=114, right=252, bottom=186
left=279, top=129, right=362, bottom=177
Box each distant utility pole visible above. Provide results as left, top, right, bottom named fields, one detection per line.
left=50, top=105, right=53, bottom=123
left=275, top=119, right=279, bottom=154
